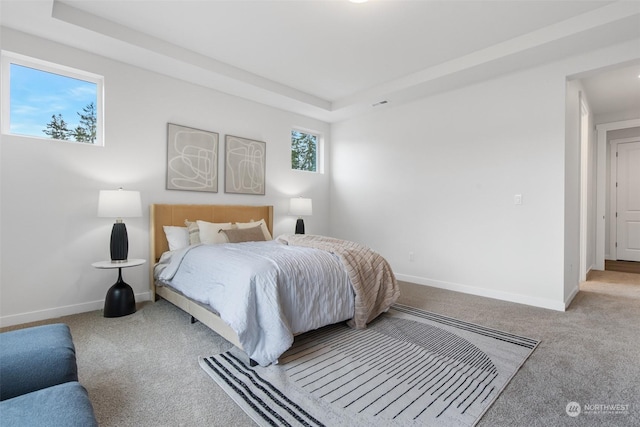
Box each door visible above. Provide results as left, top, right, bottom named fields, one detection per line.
left=616, top=140, right=640, bottom=262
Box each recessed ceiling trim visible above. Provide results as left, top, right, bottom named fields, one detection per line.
left=40, top=0, right=640, bottom=123
left=51, top=0, right=332, bottom=112
left=332, top=0, right=640, bottom=112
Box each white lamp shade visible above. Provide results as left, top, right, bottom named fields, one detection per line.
left=98, top=189, right=142, bottom=218
left=289, top=197, right=312, bottom=216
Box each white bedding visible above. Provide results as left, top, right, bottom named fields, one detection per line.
left=154, top=241, right=355, bottom=366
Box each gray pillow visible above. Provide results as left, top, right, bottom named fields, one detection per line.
left=220, top=225, right=266, bottom=243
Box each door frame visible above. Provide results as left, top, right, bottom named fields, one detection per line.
left=596, top=118, right=640, bottom=269
left=579, top=96, right=589, bottom=282
left=609, top=137, right=640, bottom=260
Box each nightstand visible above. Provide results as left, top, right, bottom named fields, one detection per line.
left=92, top=259, right=146, bottom=318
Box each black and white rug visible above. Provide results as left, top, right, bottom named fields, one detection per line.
left=199, top=304, right=539, bottom=426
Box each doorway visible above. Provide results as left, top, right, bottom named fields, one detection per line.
left=595, top=119, right=640, bottom=271
left=610, top=138, right=640, bottom=262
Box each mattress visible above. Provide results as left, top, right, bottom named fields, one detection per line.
left=155, top=240, right=355, bottom=365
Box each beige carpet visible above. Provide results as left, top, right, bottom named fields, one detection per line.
left=2, top=272, right=638, bottom=426
left=583, top=270, right=640, bottom=299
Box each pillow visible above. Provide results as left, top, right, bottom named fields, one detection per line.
left=163, top=226, right=189, bottom=251
left=184, top=220, right=200, bottom=245
left=235, top=219, right=273, bottom=241
left=220, top=225, right=266, bottom=243
left=196, top=220, right=235, bottom=244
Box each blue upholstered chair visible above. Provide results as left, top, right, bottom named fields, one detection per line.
left=0, top=324, right=98, bottom=426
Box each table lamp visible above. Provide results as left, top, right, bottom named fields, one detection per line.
left=289, top=197, right=312, bottom=234
left=98, top=188, right=142, bottom=262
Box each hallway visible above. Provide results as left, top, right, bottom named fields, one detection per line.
left=582, top=269, right=640, bottom=299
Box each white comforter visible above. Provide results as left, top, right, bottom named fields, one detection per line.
left=155, top=241, right=354, bottom=366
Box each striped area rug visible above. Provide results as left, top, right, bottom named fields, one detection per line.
left=199, top=304, right=538, bottom=426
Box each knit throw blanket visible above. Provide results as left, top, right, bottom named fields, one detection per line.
left=277, top=234, right=400, bottom=329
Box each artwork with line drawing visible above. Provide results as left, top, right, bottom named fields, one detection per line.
left=224, top=135, right=266, bottom=195
left=166, top=123, right=218, bottom=192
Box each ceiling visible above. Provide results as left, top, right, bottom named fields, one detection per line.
left=1, top=0, right=639, bottom=122
left=579, top=62, right=640, bottom=116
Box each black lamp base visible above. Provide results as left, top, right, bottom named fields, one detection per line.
left=110, top=222, right=129, bottom=261
left=104, top=268, right=136, bottom=318
left=295, top=218, right=305, bottom=234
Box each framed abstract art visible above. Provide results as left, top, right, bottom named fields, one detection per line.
left=224, top=135, right=266, bottom=195
left=166, top=123, right=218, bottom=192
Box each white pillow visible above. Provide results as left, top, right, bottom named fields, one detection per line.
left=196, top=220, right=235, bottom=244
left=163, top=226, right=189, bottom=251
left=184, top=220, right=200, bottom=245
left=236, top=219, right=273, bottom=241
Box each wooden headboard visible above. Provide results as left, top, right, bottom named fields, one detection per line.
left=150, top=204, right=274, bottom=263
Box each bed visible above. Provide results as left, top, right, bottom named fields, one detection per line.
left=150, top=204, right=399, bottom=366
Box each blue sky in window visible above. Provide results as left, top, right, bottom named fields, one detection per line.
left=10, top=64, right=96, bottom=138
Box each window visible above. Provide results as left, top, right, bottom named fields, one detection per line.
left=1, top=51, right=103, bottom=145
left=291, top=129, right=319, bottom=172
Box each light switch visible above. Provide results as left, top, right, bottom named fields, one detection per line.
left=514, top=194, right=523, bottom=205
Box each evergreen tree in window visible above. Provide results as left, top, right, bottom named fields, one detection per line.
left=291, top=130, right=317, bottom=172
left=71, top=102, right=96, bottom=144
left=43, top=114, right=70, bottom=140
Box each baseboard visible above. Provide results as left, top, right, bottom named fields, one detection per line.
left=0, top=291, right=152, bottom=328
left=564, top=285, right=580, bottom=309
left=395, top=273, right=566, bottom=312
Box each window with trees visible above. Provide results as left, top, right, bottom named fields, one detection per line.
left=1, top=51, right=103, bottom=145
left=291, top=129, right=319, bottom=172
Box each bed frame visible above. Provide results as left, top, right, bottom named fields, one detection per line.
left=149, top=204, right=274, bottom=352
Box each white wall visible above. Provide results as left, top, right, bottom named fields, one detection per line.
left=0, top=28, right=331, bottom=326
left=565, top=78, right=596, bottom=282
left=564, top=78, right=581, bottom=303
left=330, top=39, right=639, bottom=311
left=595, top=109, right=640, bottom=126
left=587, top=102, right=598, bottom=274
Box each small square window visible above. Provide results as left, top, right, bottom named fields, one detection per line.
left=1, top=51, right=103, bottom=145
left=291, top=129, right=318, bottom=172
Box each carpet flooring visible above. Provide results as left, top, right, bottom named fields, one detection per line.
left=2, top=273, right=638, bottom=426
